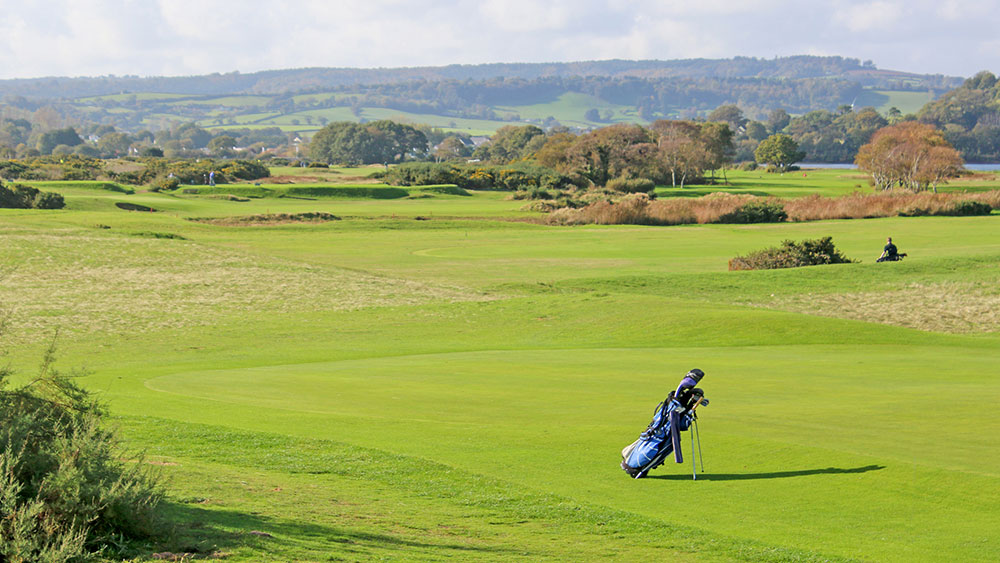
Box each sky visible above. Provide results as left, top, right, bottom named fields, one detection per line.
left=0, top=0, right=996, bottom=80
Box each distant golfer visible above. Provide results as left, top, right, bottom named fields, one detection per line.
left=209, top=171, right=216, bottom=187
left=876, top=237, right=906, bottom=262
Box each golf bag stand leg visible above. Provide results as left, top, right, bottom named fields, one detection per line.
left=691, top=425, right=697, bottom=480
left=694, top=418, right=704, bottom=472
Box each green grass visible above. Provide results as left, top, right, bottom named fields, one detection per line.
left=1, top=170, right=999, bottom=561
left=168, top=95, right=273, bottom=107
left=496, top=92, right=649, bottom=128
left=855, top=89, right=935, bottom=115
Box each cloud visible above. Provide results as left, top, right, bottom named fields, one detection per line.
left=833, top=1, right=904, bottom=33
left=0, top=1, right=997, bottom=79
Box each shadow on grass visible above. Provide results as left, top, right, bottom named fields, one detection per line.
left=152, top=501, right=514, bottom=559
left=649, top=464, right=886, bottom=481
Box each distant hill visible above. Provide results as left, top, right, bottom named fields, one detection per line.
left=0, top=56, right=962, bottom=99
left=0, top=56, right=969, bottom=143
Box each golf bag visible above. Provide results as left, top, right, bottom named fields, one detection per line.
left=621, top=372, right=707, bottom=479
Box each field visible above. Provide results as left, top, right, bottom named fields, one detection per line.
left=1, top=170, right=999, bottom=561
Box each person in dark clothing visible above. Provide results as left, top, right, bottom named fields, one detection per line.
left=877, top=237, right=906, bottom=262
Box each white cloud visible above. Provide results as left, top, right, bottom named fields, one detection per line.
left=0, top=1, right=997, bottom=79
left=833, top=1, right=904, bottom=32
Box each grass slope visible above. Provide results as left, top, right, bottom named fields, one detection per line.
left=1, top=172, right=998, bottom=561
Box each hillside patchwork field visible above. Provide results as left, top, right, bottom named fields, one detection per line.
left=1, top=170, right=998, bottom=561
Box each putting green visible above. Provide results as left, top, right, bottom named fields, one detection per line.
left=145, top=345, right=1000, bottom=561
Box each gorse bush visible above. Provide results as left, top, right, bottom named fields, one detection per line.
left=605, top=177, right=655, bottom=193
left=729, top=237, right=855, bottom=271
left=716, top=200, right=788, bottom=223
left=0, top=342, right=163, bottom=562
left=0, top=181, right=65, bottom=209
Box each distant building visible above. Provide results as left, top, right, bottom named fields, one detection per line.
left=469, top=136, right=491, bottom=147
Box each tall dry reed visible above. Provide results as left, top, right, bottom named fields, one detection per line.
left=546, top=190, right=1000, bottom=226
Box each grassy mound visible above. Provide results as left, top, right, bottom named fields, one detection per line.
left=178, top=185, right=409, bottom=199
left=32, top=180, right=135, bottom=194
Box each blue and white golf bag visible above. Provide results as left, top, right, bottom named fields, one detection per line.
left=621, top=369, right=707, bottom=478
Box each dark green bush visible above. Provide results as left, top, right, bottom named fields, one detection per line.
left=150, top=176, right=181, bottom=192
left=606, top=177, right=655, bottom=193
left=0, top=160, right=29, bottom=178
left=939, top=200, right=993, bottom=216
left=0, top=345, right=163, bottom=561
left=0, top=182, right=65, bottom=209
left=729, top=236, right=855, bottom=270
left=381, top=162, right=577, bottom=191
left=717, top=200, right=788, bottom=224
left=411, top=185, right=471, bottom=196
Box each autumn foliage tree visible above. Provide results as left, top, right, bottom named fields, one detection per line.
left=855, top=122, right=964, bottom=192
left=563, top=124, right=656, bottom=186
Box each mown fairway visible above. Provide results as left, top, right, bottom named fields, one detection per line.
left=1, top=175, right=998, bottom=561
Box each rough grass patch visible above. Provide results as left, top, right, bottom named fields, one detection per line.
left=190, top=212, right=342, bottom=226
left=756, top=281, right=1000, bottom=333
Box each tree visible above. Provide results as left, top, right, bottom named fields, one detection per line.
left=707, top=105, right=747, bottom=133
left=754, top=134, right=806, bottom=172
left=309, top=120, right=427, bottom=165
left=478, top=125, right=545, bottom=163
left=650, top=120, right=709, bottom=188
left=97, top=131, right=132, bottom=156
left=855, top=122, right=964, bottom=192
left=766, top=108, right=791, bottom=133
left=565, top=124, right=655, bottom=187
left=35, top=127, right=82, bottom=155
left=699, top=121, right=736, bottom=183
left=533, top=132, right=577, bottom=171
left=745, top=121, right=769, bottom=141
left=208, top=135, right=238, bottom=157
left=433, top=136, right=469, bottom=161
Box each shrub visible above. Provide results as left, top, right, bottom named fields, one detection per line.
left=0, top=182, right=65, bottom=209
left=150, top=176, right=181, bottom=192
left=0, top=160, right=29, bottom=178
left=716, top=200, right=788, bottom=223
left=382, top=162, right=578, bottom=191
left=606, top=177, right=655, bottom=193
left=0, top=345, right=163, bottom=560
left=306, top=162, right=329, bottom=168
left=939, top=200, right=993, bottom=216
left=31, top=190, right=65, bottom=209
left=729, top=237, right=855, bottom=271
left=739, top=161, right=758, bottom=171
